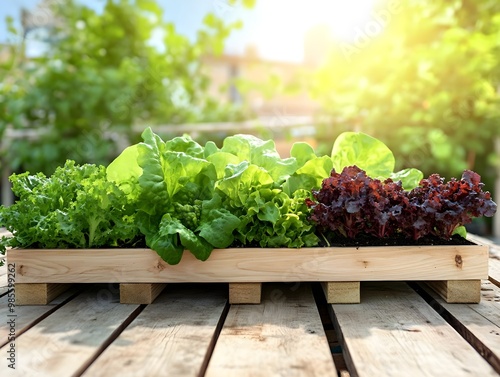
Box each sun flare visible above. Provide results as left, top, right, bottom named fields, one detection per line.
left=319, top=0, right=378, bottom=42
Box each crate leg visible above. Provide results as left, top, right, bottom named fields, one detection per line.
left=16, top=283, right=71, bottom=305
left=120, top=283, right=167, bottom=304
left=322, top=282, right=360, bottom=304
left=426, top=280, right=481, bottom=303
left=229, top=283, right=262, bottom=304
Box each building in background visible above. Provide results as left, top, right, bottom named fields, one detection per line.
left=201, top=46, right=320, bottom=117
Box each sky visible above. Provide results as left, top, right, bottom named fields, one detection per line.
left=0, top=0, right=380, bottom=63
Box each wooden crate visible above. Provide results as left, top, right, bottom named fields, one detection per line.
left=7, top=244, right=489, bottom=305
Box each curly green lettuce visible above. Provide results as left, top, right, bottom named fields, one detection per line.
left=0, top=161, right=142, bottom=257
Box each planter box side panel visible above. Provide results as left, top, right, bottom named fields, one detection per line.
left=7, top=245, right=489, bottom=284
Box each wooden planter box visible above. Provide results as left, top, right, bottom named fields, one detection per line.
left=7, top=243, right=489, bottom=305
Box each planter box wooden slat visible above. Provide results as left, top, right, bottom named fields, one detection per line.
left=425, top=280, right=482, bottom=303
left=120, top=283, right=167, bottom=304
left=7, top=243, right=489, bottom=305
left=321, top=282, right=361, bottom=304
left=15, top=282, right=71, bottom=305
left=229, top=282, right=262, bottom=304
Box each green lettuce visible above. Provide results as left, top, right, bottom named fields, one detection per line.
left=331, top=132, right=423, bottom=189
left=107, top=127, right=240, bottom=264
left=207, top=136, right=320, bottom=248
left=0, top=161, right=140, bottom=252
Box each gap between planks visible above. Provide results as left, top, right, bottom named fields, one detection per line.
left=205, top=283, right=338, bottom=377
left=329, top=282, right=499, bottom=377
left=81, top=284, right=229, bottom=377
left=467, top=233, right=500, bottom=288
left=0, top=287, right=80, bottom=348
left=413, top=280, right=500, bottom=374
left=0, top=286, right=144, bottom=377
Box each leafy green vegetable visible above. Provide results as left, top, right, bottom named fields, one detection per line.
left=331, top=132, right=423, bottom=189
left=197, top=194, right=241, bottom=248
left=0, top=161, right=141, bottom=254
left=283, top=155, right=333, bottom=196
left=390, top=168, right=424, bottom=191
left=108, top=127, right=240, bottom=264
left=106, top=144, right=142, bottom=199
left=331, top=132, right=395, bottom=178
left=214, top=134, right=298, bottom=183
left=207, top=136, right=320, bottom=248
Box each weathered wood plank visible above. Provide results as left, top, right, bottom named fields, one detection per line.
left=466, top=233, right=500, bottom=287
left=229, top=283, right=262, bottom=304
left=0, top=288, right=78, bottom=347
left=418, top=280, right=500, bottom=374
left=322, top=282, right=360, bottom=304
left=426, top=280, right=481, bottom=303
left=489, top=254, right=500, bottom=287
left=8, top=245, right=488, bottom=283
left=0, top=285, right=142, bottom=377
left=83, top=284, right=228, bottom=377
left=119, top=283, right=166, bottom=304
left=16, top=283, right=72, bottom=305
left=331, top=282, right=498, bottom=377
left=205, top=283, right=337, bottom=376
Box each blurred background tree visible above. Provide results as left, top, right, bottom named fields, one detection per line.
left=308, top=0, right=500, bottom=185
left=0, top=0, right=252, bottom=174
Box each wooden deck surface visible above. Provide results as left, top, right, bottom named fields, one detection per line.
left=0, top=234, right=499, bottom=376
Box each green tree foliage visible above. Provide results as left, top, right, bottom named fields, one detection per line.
left=0, top=0, right=249, bottom=174
left=310, top=0, right=500, bottom=183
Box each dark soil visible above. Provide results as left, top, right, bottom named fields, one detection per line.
left=229, top=232, right=474, bottom=248
left=318, top=232, right=474, bottom=247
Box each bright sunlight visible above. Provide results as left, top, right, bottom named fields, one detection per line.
left=312, top=0, right=378, bottom=42
left=253, top=0, right=385, bottom=62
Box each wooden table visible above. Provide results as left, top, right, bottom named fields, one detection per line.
left=0, top=235, right=499, bottom=377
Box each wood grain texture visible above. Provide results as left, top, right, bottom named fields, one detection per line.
left=83, top=284, right=228, bottom=377
left=322, top=282, right=360, bottom=304
left=331, top=282, right=498, bottom=377
left=0, top=286, right=141, bottom=377
left=119, top=283, right=166, bottom=304
left=16, top=283, right=72, bottom=305
left=8, top=244, right=488, bottom=283
left=426, top=280, right=481, bottom=303
left=205, top=283, right=337, bottom=377
left=490, top=259, right=500, bottom=287
left=419, top=280, right=500, bottom=373
left=467, top=234, right=500, bottom=287
left=0, top=288, right=77, bottom=346
left=229, top=283, right=262, bottom=304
